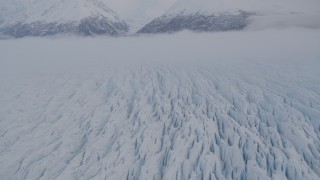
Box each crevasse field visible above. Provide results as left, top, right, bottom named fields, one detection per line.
left=0, top=28, right=320, bottom=179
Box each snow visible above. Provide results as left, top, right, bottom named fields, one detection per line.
left=0, top=0, right=122, bottom=26
left=104, top=0, right=177, bottom=30
left=0, top=0, right=173, bottom=31
left=167, top=0, right=320, bottom=15
left=0, top=28, right=320, bottom=179
left=22, top=0, right=121, bottom=23
left=1, top=0, right=320, bottom=33
left=150, top=0, right=320, bottom=32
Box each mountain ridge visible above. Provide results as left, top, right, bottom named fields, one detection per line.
left=0, top=0, right=129, bottom=37
left=1, top=0, right=320, bottom=36
left=138, top=0, right=320, bottom=33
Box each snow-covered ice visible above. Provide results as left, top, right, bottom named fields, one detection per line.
left=0, top=28, right=320, bottom=179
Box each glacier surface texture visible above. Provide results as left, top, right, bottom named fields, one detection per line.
left=0, top=29, right=320, bottom=179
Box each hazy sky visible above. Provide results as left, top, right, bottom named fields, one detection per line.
left=105, top=0, right=177, bottom=20
left=104, top=0, right=320, bottom=20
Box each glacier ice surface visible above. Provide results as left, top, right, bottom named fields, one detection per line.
left=0, top=28, right=320, bottom=179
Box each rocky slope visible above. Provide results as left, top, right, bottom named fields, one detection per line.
left=0, top=0, right=129, bottom=37
left=138, top=11, right=249, bottom=33
left=138, top=0, right=320, bottom=33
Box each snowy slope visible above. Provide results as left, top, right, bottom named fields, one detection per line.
left=0, top=29, right=320, bottom=179
left=166, top=0, right=320, bottom=15
left=102, top=0, right=178, bottom=33
left=0, top=0, right=129, bottom=37
left=1, top=0, right=320, bottom=36
left=138, top=0, right=320, bottom=33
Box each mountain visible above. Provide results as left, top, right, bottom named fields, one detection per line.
left=138, top=11, right=250, bottom=33
left=1, top=0, right=320, bottom=37
left=0, top=0, right=129, bottom=37
left=138, top=0, right=320, bottom=33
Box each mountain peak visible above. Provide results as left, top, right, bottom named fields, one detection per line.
left=138, top=0, right=320, bottom=34
left=0, top=0, right=129, bottom=37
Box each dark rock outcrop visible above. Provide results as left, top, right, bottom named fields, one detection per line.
left=1, top=16, right=129, bottom=38
left=138, top=11, right=250, bottom=34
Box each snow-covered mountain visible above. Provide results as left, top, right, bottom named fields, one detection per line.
left=1, top=0, right=320, bottom=36
left=138, top=11, right=250, bottom=33
left=138, top=0, right=320, bottom=33
left=0, top=0, right=129, bottom=37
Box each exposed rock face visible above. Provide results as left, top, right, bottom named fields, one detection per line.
left=138, top=11, right=250, bottom=34
left=1, top=16, right=129, bottom=38
left=79, top=16, right=128, bottom=36
left=0, top=0, right=130, bottom=38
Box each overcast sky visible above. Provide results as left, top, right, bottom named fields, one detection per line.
left=105, top=0, right=177, bottom=20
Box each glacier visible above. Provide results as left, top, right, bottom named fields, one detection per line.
left=0, top=29, right=320, bottom=179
